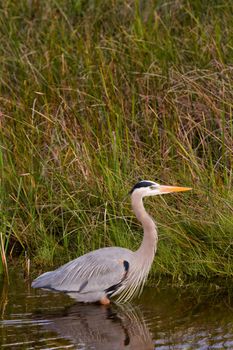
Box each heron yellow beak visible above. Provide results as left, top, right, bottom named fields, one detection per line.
left=158, top=185, right=192, bottom=194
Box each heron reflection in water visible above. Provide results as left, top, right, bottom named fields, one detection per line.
left=32, top=180, right=191, bottom=304
left=35, top=302, right=154, bottom=350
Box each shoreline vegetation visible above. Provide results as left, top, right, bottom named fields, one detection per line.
left=0, top=1, right=232, bottom=283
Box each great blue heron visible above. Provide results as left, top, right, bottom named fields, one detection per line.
left=31, top=180, right=191, bottom=304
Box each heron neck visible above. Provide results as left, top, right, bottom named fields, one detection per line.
left=131, top=194, right=158, bottom=257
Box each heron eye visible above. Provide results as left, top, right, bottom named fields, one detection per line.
left=150, top=185, right=157, bottom=190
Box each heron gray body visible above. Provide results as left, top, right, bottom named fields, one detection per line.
left=32, top=247, right=135, bottom=302
left=32, top=180, right=191, bottom=303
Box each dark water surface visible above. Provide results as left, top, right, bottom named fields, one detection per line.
left=1, top=270, right=233, bottom=349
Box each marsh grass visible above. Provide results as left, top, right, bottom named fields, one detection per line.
left=0, top=0, right=232, bottom=282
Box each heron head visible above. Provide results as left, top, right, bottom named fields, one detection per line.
left=130, top=180, right=192, bottom=198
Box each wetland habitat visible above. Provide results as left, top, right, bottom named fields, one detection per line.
left=0, top=1, right=233, bottom=348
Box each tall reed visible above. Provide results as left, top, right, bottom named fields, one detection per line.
left=0, top=0, right=232, bottom=281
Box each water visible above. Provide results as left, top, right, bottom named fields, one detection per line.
left=1, top=270, right=233, bottom=349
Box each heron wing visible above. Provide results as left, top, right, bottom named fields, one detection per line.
left=32, top=247, right=132, bottom=294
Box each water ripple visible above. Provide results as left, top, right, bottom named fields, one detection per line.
left=1, top=274, right=233, bottom=349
